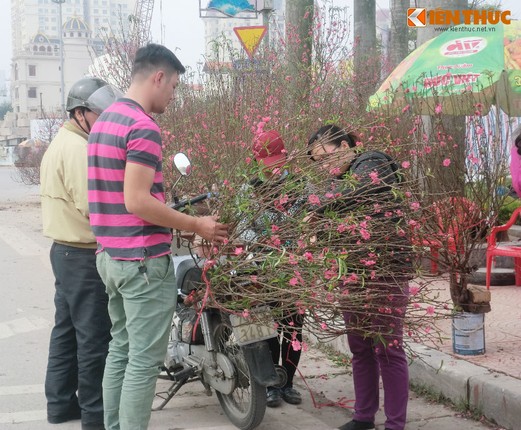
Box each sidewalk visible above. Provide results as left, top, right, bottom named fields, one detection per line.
left=321, top=276, right=521, bottom=430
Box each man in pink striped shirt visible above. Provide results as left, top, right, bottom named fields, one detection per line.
left=88, top=44, right=228, bottom=430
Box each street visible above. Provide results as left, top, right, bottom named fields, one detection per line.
left=0, top=166, right=501, bottom=430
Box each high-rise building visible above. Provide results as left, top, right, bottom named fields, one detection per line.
left=7, top=0, right=135, bottom=138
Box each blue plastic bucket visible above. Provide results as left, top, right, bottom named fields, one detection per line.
left=452, top=312, right=485, bottom=355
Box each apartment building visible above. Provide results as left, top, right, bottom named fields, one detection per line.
left=5, top=0, right=135, bottom=140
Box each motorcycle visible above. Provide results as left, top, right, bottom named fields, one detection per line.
left=153, top=153, right=287, bottom=430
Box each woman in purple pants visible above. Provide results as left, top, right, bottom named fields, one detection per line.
left=308, top=124, right=411, bottom=430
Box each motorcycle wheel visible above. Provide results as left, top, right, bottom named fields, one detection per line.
left=213, top=316, right=266, bottom=430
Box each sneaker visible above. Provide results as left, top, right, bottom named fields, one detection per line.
left=266, top=388, right=282, bottom=408
left=337, top=420, right=375, bottom=430
left=281, top=386, right=302, bottom=405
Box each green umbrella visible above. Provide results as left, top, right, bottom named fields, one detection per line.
left=368, top=22, right=521, bottom=116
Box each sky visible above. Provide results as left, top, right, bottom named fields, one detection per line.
left=1, top=0, right=521, bottom=78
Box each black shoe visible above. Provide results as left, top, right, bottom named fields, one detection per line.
left=82, top=424, right=105, bottom=430
left=47, top=408, right=82, bottom=424
left=266, top=388, right=282, bottom=407
left=337, top=420, right=375, bottom=430
left=281, top=386, right=302, bottom=405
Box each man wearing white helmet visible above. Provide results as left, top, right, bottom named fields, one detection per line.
left=40, top=77, right=122, bottom=430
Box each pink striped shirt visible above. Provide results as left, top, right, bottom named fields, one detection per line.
left=87, top=99, right=172, bottom=260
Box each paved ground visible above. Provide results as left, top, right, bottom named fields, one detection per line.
left=427, top=279, right=521, bottom=381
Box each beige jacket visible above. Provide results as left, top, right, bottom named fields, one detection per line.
left=40, top=121, right=97, bottom=248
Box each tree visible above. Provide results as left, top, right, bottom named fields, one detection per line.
left=0, top=101, right=12, bottom=121
left=285, top=0, right=314, bottom=110
left=388, top=0, right=409, bottom=71
left=13, top=111, right=61, bottom=186
left=353, top=0, right=380, bottom=108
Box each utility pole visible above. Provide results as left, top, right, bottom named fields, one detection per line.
left=259, top=0, right=273, bottom=50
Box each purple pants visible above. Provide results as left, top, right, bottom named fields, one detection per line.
left=343, top=277, right=409, bottom=430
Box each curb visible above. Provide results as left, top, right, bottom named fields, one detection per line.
left=311, top=335, right=521, bottom=430
left=408, top=343, right=521, bottom=430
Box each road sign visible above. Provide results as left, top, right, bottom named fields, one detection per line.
left=233, top=26, right=267, bottom=59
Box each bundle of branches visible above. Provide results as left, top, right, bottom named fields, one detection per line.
left=179, top=140, right=450, bottom=350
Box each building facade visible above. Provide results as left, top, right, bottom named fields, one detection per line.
left=5, top=0, right=135, bottom=142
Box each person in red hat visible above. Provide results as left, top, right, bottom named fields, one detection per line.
left=240, top=130, right=305, bottom=407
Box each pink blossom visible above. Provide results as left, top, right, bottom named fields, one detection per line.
left=289, top=277, right=299, bottom=286
left=278, top=194, right=289, bottom=205
left=360, top=228, right=371, bottom=240
left=320, top=322, right=328, bottom=330
left=401, top=161, right=410, bottom=169
left=467, top=154, right=479, bottom=165
left=234, top=247, right=244, bottom=256
left=291, top=340, right=302, bottom=351
left=308, top=194, right=321, bottom=205
left=435, top=103, right=443, bottom=114
left=242, top=309, right=250, bottom=318
left=304, top=252, right=314, bottom=261
left=402, top=105, right=411, bottom=113
left=271, top=225, right=280, bottom=233
left=369, top=171, right=380, bottom=184
left=245, top=157, right=252, bottom=164
left=346, top=273, right=359, bottom=284
left=426, top=305, right=435, bottom=315
left=410, top=202, right=420, bottom=211
left=337, top=223, right=347, bottom=233
left=442, top=158, right=451, bottom=167
left=361, top=259, right=376, bottom=266
left=409, top=285, right=420, bottom=295
left=269, top=235, right=281, bottom=246
left=329, top=167, right=342, bottom=176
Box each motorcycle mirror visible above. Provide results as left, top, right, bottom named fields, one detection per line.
left=173, top=153, right=192, bottom=177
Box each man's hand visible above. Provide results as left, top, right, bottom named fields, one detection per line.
left=195, top=215, right=229, bottom=244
